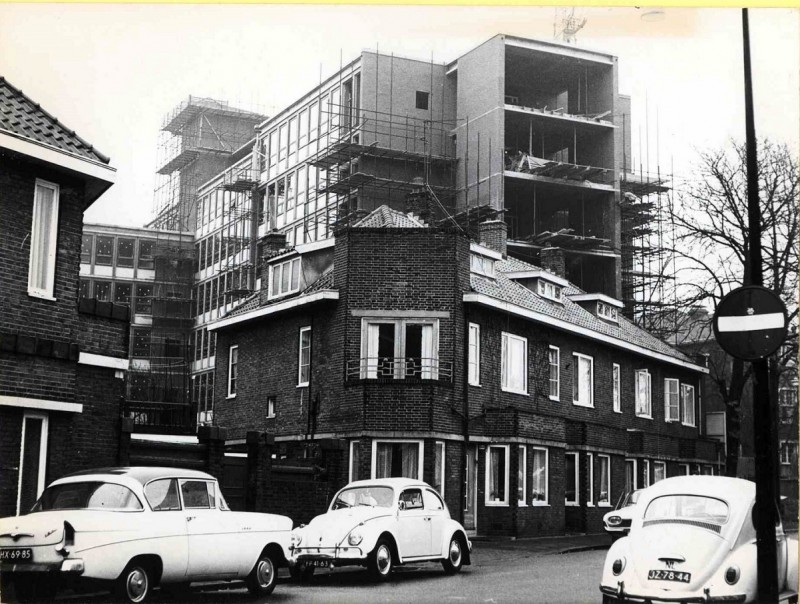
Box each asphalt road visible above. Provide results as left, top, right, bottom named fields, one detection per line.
left=55, top=542, right=608, bottom=604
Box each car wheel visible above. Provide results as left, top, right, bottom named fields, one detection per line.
left=289, top=562, right=315, bottom=583
left=441, top=534, right=464, bottom=574
left=115, top=561, right=152, bottom=603
left=246, top=552, right=277, bottom=597
left=368, top=538, right=393, bottom=582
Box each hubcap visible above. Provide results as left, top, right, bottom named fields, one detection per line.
left=257, top=559, right=274, bottom=587
left=450, top=540, right=462, bottom=565
left=377, top=545, right=391, bottom=574
left=126, top=568, right=148, bottom=602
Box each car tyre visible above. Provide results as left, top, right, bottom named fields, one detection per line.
left=289, top=562, right=315, bottom=583
left=115, top=561, right=152, bottom=603
left=441, top=534, right=464, bottom=574
left=368, top=538, right=393, bottom=582
left=246, top=551, right=277, bottom=597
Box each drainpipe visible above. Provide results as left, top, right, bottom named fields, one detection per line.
left=461, top=302, right=471, bottom=527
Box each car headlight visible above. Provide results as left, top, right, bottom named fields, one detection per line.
left=290, top=532, right=303, bottom=548
left=348, top=529, right=363, bottom=546
left=612, top=557, right=626, bottom=576
left=607, top=516, right=622, bottom=526
left=724, top=565, right=740, bottom=585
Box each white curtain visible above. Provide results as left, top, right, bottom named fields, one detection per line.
left=376, top=443, right=391, bottom=478
left=400, top=443, right=419, bottom=479
left=420, top=324, right=435, bottom=379
left=365, top=323, right=380, bottom=378
left=30, top=185, right=55, bottom=292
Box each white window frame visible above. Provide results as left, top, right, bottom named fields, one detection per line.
left=780, top=441, right=796, bottom=465
left=681, top=384, right=696, bottom=427
left=635, top=369, right=652, bottom=418
left=572, top=353, right=594, bottom=408
left=370, top=439, right=424, bottom=480
left=16, top=411, right=49, bottom=515
left=360, top=318, right=440, bottom=380
left=653, top=461, right=667, bottom=483
left=565, top=451, right=579, bottom=506
left=227, top=345, right=238, bottom=398
left=586, top=452, right=595, bottom=507
left=434, top=441, right=446, bottom=497
left=625, top=458, right=638, bottom=491
left=537, top=279, right=563, bottom=303
left=485, top=444, right=510, bottom=506
left=518, top=445, right=527, bottom=506
left=28, top=179, right=60, bottom=300
left=531, top=447, right=549, bottom=506
left=548, top=346, right=560, bottom=401
left=298, top=326, right=311, bottom=387
left=268, top=257, right=301, bottom=299
left=501, top=332, right=528, bottom=395
left=470, top=253, right=495, bottom=278
left=597, top=301, right=619, bottom=323
left=597, top=454, right=611, bottom=507
left=678, top=463, right=690, bottom=476
left=664, top=378, right=680, bottom=422
left=468, top=323, right=481, bottom=386
left=349, top=440, right=361, bottom=482
left=267, top=396, right=276, bottom=419
left=613, top=364, right=622, bottom=413
left=642, top=459, right=651, bottom=488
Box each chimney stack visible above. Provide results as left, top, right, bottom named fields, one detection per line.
left=478, top=220, right=507, bottom=256
left=405, top=177, right=434, bottom=225
left=540, top=246, right=566, bottom=278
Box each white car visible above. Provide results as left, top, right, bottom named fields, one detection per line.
left=603, top=489, right=643, bottom=541
left=600, top=476, right=799, bottom=604
left=288, top=478, right=471, bottom=581
left=0, top=467, right=293, bottom=603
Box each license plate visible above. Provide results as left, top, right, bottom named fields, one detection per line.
left=648, top=569, right=691, bottom=583
left=307, top=560, right=332, bottom=568
left=0, top=548, right=33, bottom=562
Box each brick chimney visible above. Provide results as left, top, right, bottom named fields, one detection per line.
left=540, top=246, right=565, bottom=278
left=478, top=220, right=507, bottom=256
left=405, top=177, right=434, bottom=225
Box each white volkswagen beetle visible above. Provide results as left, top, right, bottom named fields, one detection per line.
left=0, top=467, right=293, bottom=602
left=600, top=476, right=798, bottom=603
left=288, top=478, right=471, bottom=582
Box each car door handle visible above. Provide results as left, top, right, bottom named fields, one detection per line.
left=424, top=517, right=431, bottom=521
left=186, top=516, right=195, bottom=522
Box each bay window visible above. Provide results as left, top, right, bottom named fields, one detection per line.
left=360, top=318, right=438, bottom=379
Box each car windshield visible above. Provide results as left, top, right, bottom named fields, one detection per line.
left=628, top=490, right=641, bottom=506
left=331, top=486, right=394, bottom=509
left=644, top=495, right=729, bottom=525
left=32, top=482, right=143, bottom=512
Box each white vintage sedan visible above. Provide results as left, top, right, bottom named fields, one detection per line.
left=0, top=467, right=293, bottom=603
left=600, top=476, right=799, bottom=604
left=603, top=489, right=643, bottom=541
left=288, top=478, right=471, bottom=582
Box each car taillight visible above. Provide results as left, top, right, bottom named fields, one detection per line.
left=612, top=558, right=626, bottom=575
left=724, top=565, right=740, bottom=585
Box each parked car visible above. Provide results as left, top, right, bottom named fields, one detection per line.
left=603, top=489, right=643, bottom=541
left=288, top=478, right=471, bottom=581
left=0, top=467, right=293, bottom=602
left=600, top=476, right=798, bottom=604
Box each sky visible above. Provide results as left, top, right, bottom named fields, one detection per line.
left=0, top=5, right=797, bottom=228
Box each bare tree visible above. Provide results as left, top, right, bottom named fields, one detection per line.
left=667, top=139, right=798, bottom=476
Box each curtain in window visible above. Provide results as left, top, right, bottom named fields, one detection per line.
left=575, top=357, right=592, bottom=404
left=376, top=443, right=419, bottom=479
left=565, top=453, right=577, bottom=503
left=375, top=443, right=392, bottom=478
left=502, top=336, right=526, bottom=392
left=489, top=447, right=506, bottom=502
left=401, top=443, right=418, bottom=479
left=433, top=443, right=444, bottom=495
left=517, top=448, right=525, bottom=502
left=420, top=324, right=435, bottom=379
left=532, top=449, right=546, bottom=502
left=599, top=457, right=609, bottom=503
left=30, top=184, right=55, bottom=292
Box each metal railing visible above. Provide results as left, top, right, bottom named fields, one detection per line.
left=346, top=357, right=452, bottom=381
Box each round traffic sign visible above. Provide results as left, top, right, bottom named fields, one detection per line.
left=712, top=286, right=788, bottom=361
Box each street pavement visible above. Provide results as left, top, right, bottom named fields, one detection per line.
left=56, top=533, right=613, bottom=604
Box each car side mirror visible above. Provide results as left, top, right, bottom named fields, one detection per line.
left=398, top=500, right=406, bottom=511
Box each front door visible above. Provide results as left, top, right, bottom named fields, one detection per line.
left=17, top=413, right=48, bottom=515
left=463, top=445, right=477, bottom=533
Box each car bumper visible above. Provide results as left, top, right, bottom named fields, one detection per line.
left=290, top=547, right=367, bottom=568
left=0, top=559, right=84, bottom=574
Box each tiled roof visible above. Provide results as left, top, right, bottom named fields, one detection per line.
left=223, top=267, right=336, bottom=319
left=352, top=205, right=426, bottom=229
left=472, top=256, right=693, bottom=364
left=0, top=77, right=110, bottom=164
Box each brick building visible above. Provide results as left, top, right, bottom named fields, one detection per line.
left=0, top=77, right=128, bottom=516
left=208, top=205, right=720, bottom=536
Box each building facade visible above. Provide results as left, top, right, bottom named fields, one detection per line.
left=209, top=206, right=720, bottom=536
left=0, top=77, right=127, bottom=516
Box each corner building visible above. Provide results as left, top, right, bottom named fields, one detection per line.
left=209, top=206, right=720, bottom=536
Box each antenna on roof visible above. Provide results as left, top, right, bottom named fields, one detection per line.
left=555, top=8, right=587, bottom=45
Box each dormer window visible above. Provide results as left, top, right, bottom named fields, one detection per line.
left=537, top=279, right=562, bottom=303
left=269, top=256, right=300, bottom=299
left=597, top=301, right=618, bottom=323
left=470, top=253, right=495, bottom=278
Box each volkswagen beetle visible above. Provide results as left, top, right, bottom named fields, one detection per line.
left=0, top=467, right=293, bottom=602
left=288, top=478, right=471, bottom=582
left=600, top=476, right=798, bottom=603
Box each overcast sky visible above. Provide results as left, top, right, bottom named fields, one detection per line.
left=1, top=5, right=797, bottom=228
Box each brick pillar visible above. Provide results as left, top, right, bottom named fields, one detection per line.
left=540, top=246, right=566, bottom=278
left=246, top=431, right=274, bottom=512
left=478, top=220, right=507, bottom=256
left=198, top=425, right=227, bottom=481
left=118, top=416, right=134, bottom=466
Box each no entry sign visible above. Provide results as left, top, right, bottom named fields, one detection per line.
left=713, top=285, right=788, bottom=361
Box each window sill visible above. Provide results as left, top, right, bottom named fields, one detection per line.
left=502, top=387, right=529, bottom=396
left=549, top=395, right=560, bottom=402
left=297, top=383, right=309, bottom=388
left=518, top=502, right=527, bottom=507
left=586, top=502, right=595, bottom=508
left=266, top=415, right=275, bottom=419
left=565, top=502, right=579, bottom=507
left=485, top=501, right=509, bottom=507
left=682, top=422, right=696, bottom=428
left=469, top=382, right=482, bottom=388
left=636, top=414, right=653, bottom=420
left=665, top=418, right=680, bottom=423
left=28, top=290, right=56, bottom=302
left=530, top=502, right=550, bottom=507
left=226, top=394, right=237, bottom=400
left=598, top=502, right=613, bottom=508
left=613, top=409, right=623, bottom=414
left=572, top=401, right=594, bottom=408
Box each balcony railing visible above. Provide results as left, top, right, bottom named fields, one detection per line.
left=346, top=357, right=453, bottom=382
left=124, top=401, right=196, bottom=435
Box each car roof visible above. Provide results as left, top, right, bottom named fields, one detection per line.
left=640, top=476, right=754, bottom=503
left=55, top=466, right=215, bottom=486
left=344, top=477, right=430, bottom=490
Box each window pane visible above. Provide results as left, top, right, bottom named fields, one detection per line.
left=145, top=479, right=180, bottom=511
left=549, top=348, right=559, bottom=398
left=299, top=328, right=311, bottom=384
left=138, top=240, right=155, bottom=269
left=489, top=447, right=506, bottom=503
left=433, top=443, right=444, bottom=495
left=375, top=442, right=419, bottom=479
left=95, top=236, right=114, bottom=265
left=181, top=481, right=211, bottom=508
left=31, top=185, right=56, bottom=292
left=518, top=447, right=525, bottom=502
left=376, top=323, right=395, bottom=377
left=468, top=324, right=479, bottom=385
left=532, top=449, right=547, bottom=502
left=405, top=323, right=423, bottom=377
left=114, top=282, right=132, bottom=305
left=290, top=258, right=300, bottom=291
left=135, top=284, right=153, bottom=314
left=94, top=281, right=111, bottom=301
left=79, top=279, right=90, bottom=299
left=117, top=238, right=135, bottom=267
left=599, top=457, right=610, bottom=503
left=81, top=235, right=93, bottom=264
left=565, top=453, right=577, bottom=503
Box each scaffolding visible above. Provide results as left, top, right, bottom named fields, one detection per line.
left=150, top=96, right=265, bottom=233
